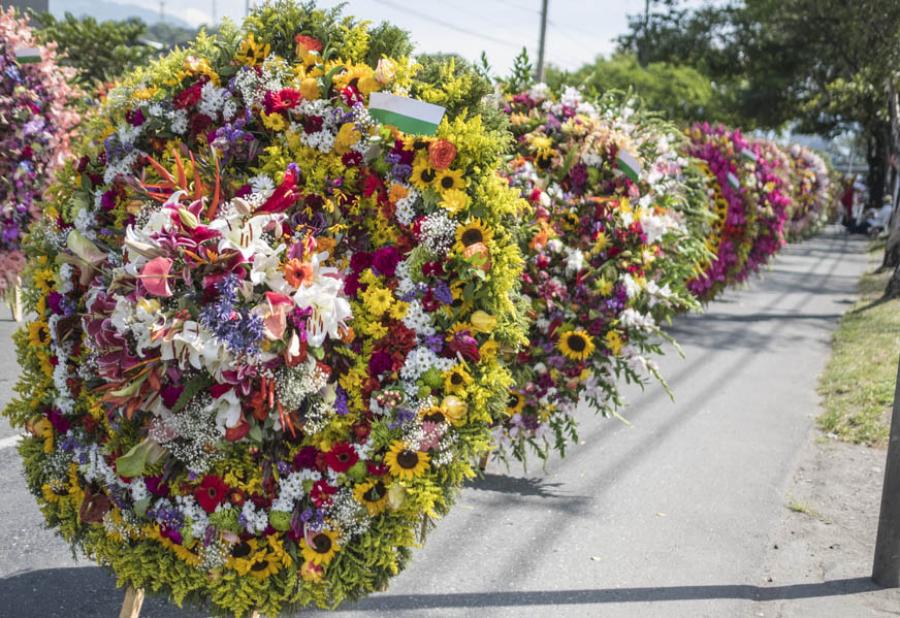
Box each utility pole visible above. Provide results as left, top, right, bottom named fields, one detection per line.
left=245, top=0, right=250, bottom=17
left=535, top=0, right=549, bottom=82
left=873, top=356, right=900, bottom=587
left=159, top=0, right=165, bottom=22
left=211, top=0, right=217, bottom=25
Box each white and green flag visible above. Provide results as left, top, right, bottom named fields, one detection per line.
left=616, top=149, right=642, bottom=183
left=14, top=47, right=41, bottom=64
left=726, top=171, right=741, bottom=189
left=368, top=92, right=445, bottom=136
left=740, top=148, right=758, bottom=162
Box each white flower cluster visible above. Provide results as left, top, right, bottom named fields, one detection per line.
left=175, top=494, right=210, bottom=538
left=240, top=502, right=270, bottom=535
left=394, top=187, right=420, bottom=225
left=402, top=299, right=435, bottom=337
left=419, top=211, right=456, bottom=255
left=399, top=346, right=453, bottom=383
left=270, top=469, right=320, bottom=513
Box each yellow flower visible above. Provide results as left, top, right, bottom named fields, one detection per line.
left=261, top=111, right=287, bottom=132
left=235, top=33, right=270, bottom=66
left=226, top=539, right=261, bottom=575
left=528, top=135, right=554, bottom=159
left=558, top=329, right=595, bottom=362
left=443, top=364, right=473, bottom=396
left=361, top=286, right=394, bottom=316
left=183, top=56, right=219, bottom=84
left=248, top=551, right=281, bottom=579
left=440, top=396, right=468, bottom=425
left=410, top=157, right=437, bottom=190
left=507, top=391, right=526, bottom=416
left=469, top=310, right=497, bottom=333
left=334, top=122, right=361, bottom=154
left=454, top=218, right=494, bottom=254
left=299, top=77, right=320, bottom=100
left=479, top=339, right=499, bottom=361
left=353, top=479, right=389, bottom=515
left=385, top=441, right=430, bottom=480
left=605, top=330, right=624, bottom=356
left=440, top=189, right=470, bottom=215
left=132, top=86, right=158, bottom=101
left=434, top=168, right=466, bottom=194
left=593, top=232, right=608, bottom=254
left=301, top=529, right=340, bottom=566
left=596, top=278, right=614, bottom=296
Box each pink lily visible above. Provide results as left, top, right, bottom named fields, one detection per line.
left=141, top=257, right=174, bottom=297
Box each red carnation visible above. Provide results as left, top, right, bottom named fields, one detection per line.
left=324, top=442, right=359, bottom=473
left=194, top=475, right=230, bottom=513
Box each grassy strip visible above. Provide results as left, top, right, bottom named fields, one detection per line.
left=817, top=246, right=899, bottom=446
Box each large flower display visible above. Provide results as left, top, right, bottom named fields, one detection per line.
left=785, top=144, right=832, bottom=240
left=4, top=4, right=526, bottom=615
left=0, top=9, right=79, bottom=312
left=685, top=122, right=758, bottom=300
left=743, top=140, right=790, bottom=274
left=495, top=86, right=707, bottom=461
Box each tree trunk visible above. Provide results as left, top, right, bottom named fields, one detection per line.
left=867, top=124, right=889, bottom=211
left=883, top=83, right=900, bottom=269
left=885, top=262, right=900, bottom=299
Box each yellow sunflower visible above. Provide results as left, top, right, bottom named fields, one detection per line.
left=418, top=405, right=448, bottom=424
left=301, top=529, right=340, bottom=566
left=558, top=329, right=596, bottom=362
left=235, top=33, right=270, bottom=66
left=248, top=551, right=281, bottom=579
left=454, top=218, right=494, bottom=254
left=434, top=168, right=466, bottom=194
left=226, top=539, right=261, bottom=575
left=353, top=480, right=389, bottom=515
left=507, top=391, right=526, bottom=416
left=385, top=441, right=430, bottom=480
left=443, top=364, right=473, bottom=396
left=410, top=157, right=437, bottom=190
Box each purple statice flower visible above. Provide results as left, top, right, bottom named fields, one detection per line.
left=432, top=280, right=452, bottom=305
left=335, top=386, right=349, bottom=416
left=389, top=408, right=416, bottom=429
left=424, top=335, right=444, bottom=353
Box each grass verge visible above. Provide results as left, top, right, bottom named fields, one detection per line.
left=817, top=246, right=899, bottom=446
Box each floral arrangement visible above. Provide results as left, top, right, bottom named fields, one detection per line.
left=494, top=85, right=706, bottom=461
left=684, top=122, right=759, bottom=301
left=785, top=144, right=831, bottom=240
left=0, top=8, right=79, bottom=312
left=4, top=3, right=527, bottom=615
left=742, top=140, right=790, bottom=273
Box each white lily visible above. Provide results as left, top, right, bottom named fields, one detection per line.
left=292, top=252, right=353, bottom=347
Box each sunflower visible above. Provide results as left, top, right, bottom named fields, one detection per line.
left=454, top=218, right=494, bottom=254
left=384, top=441, right=430, bottom=480
left=506, top=391, right=525, bottom=416
left=444, top=280, right=473, bottom=316
left=226, top=539, right=261, bottom=575
left=418, top=405, right=448, bottom=424
left=235, top=33, right=270, bottom=66
left=557, top=329, right=595, bottom=362
left=443, top=364, right=473, bottom=396
left=248, top=551, right=281, bottom=579
left=434, top=168, right=466, bottom=194
left=301, top=529, right=340, bottom=566
left=410, top=157, right=437, bottom=190
left=353, top=479, right=389, bottom=515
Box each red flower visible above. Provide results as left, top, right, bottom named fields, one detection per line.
left=310, top=479, right=337, bottom=507
left=294, top=34, right=323, bottom=52
left=173, top=79, right=206, bottom=109
left=324, top=442, right=359, bottom=473
left=194, top=475, right=230, bottom=513
left=264, top=88, right=302, bottom=114
left=258, top=165, right=301, bottom=213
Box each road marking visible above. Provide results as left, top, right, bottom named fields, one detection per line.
left=0, top=435, right=23, bottom=450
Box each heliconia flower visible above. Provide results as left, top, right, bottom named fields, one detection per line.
left=140, top=257, right=174, bottom=297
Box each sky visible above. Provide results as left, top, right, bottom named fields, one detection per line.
left=57, top=0, right=667, bottom=75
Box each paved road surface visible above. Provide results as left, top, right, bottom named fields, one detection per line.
left=0, top=229, right=885, bottom=616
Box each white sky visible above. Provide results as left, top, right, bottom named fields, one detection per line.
left=118, top=0, right=668, bottom=74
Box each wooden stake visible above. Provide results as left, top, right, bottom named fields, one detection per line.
left=873, top=355, right=900, bottom=587
left=119, top=586, right=145, bottom=618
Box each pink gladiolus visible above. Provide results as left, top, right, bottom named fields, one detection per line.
left=141, top=257, right=174, bottom=297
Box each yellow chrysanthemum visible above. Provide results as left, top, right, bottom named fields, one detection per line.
left=434, top=168, right=466, bottom=194
left=353, top=480, right=389, bottom=515
left=261, top=111, right=287, bottom=132
left=454, top=218, right=493, bottom=254
left=301, top=529, right=340, bottom=566
left=361, top=286, right=394, bottom=316
left=385, top=441, right=430, bottom=480
left=557, top=329, right=595, bottom=362
left=334, top=122, right=361, bottom=154
left=443, top=364, right=473, bottom=396
left=440, top=188, right=470, bottom=214
left=595, top=278, right=614, bottom=296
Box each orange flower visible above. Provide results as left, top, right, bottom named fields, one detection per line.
left=315, top=236, right=336, bottom=256
left=285, top=259, right=314, bottom=288
left=294, top=34, right=322, bottom=53
left=428, top=139, right=457, bottom=170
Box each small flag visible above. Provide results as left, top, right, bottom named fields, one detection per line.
left=726, top=172, right=741, bottom=189
left=14, top=47, right=41, bottom=64
left=616, top=149, right=642, bottom=183
left=740, top=148, right=758, bottom=162
left=368, top=92, right=445, bottom=136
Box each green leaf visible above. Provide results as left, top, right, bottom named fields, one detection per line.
left=171, top=374, right=213, bottom=413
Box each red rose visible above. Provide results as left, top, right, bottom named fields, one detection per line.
left=173, top=79, right=205, bottom=109
left=324, top=442, right=359, bottom=473
left=194, top=475, right=230, bottom=513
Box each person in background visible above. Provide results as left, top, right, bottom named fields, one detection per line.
left=841, top=176, right=856, bottom=229
left=865, top=194, right=894, bottom=236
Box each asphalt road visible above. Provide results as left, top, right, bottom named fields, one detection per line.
left=0, top=229, right=882, bottom=617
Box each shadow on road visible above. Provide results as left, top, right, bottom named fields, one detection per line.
left=0, top=567, right=883, bottom=616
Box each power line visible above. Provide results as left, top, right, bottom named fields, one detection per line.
left=486, top=0, right=539, bottom=13
left=371, top=0, right=524, bottom=49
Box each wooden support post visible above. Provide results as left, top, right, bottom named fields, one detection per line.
left=873, top=356, right=900, bottom=587
left=119, top=586, right=145, bottom=618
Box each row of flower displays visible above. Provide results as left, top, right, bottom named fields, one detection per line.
left=0, top=3, right=836, bottom=616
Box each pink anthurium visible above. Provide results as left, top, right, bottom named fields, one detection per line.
left=141, top=257, right=174, bottom=297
